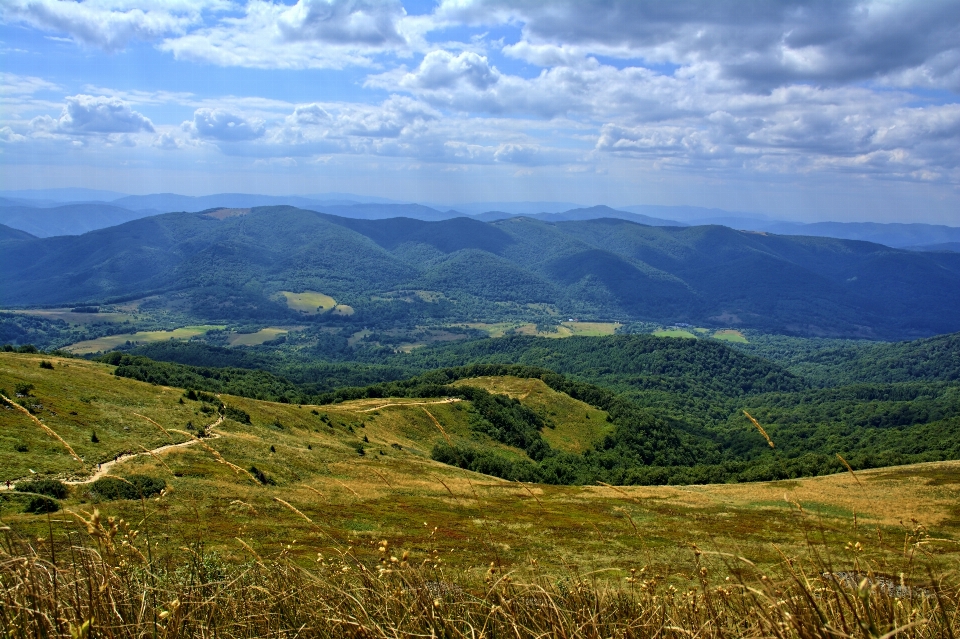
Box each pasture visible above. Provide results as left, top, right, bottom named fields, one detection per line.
left=63, top=325, right=224, bottom=354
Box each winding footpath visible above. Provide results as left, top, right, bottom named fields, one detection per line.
left=1, top=412, right=224, bottom=490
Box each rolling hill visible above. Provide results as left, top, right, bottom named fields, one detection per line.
left=2, top=206, right=960, bottom=338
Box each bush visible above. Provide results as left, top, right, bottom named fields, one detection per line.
left=225, top=406, right=251, bottom=424
left=39, top=360, right=54, bottom=370
left=14, top=442, right=28, bottom=452
left=249, top=466, right=275, bottom=485
left=90, top=475, right=165, bottom=500
left=23, top=495, right=59, bottom=514
left=14, top=382, right=34, bottom=396
left=15, top=478, right=68, bottom=499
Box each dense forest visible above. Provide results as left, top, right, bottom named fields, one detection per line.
left=4, top=206, right=960, bottom=337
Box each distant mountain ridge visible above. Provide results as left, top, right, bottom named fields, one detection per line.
left=2, top=205, right=959, bottom=339
left=0, top=191, right=956, bottom=249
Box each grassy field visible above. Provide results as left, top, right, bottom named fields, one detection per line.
left=452, top=376, right=612, bottom=453
left=653, top=328, right=698, bottom=339
left=462, top=321, right=621, bottom=339
left=2, top=351, right=958, bottom=635
left=713, top=329, right=748, bottom=343
left=279, top=290, right=337, bottom=314
left=227, top=327, right=295, bottom=346
left=63, top=325, right=224, bottom=354
left=7, top=308, right=136, bottom=325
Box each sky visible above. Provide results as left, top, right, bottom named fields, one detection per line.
left=1, top=0, right=959, bottom=224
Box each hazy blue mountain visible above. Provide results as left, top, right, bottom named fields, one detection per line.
left=0, top=188, right=128, bottom=202
left=0, top=223, right=36, bottom=241
left=438, top=201, right=586, bottom=215
left=4, top=206, right=959, bottom=338
left=906, top=242, right=960, bottom=253
left=303, top=192, right=405, bottom=204
left=757, top=221, right=960, bottom=248
left=308, top=203, right=464, bottom=221
left=111, top=192, right=337, bottom=212
left=0, top=203, right=149, bottom=237
left=470, top=205, right=681, bottom=226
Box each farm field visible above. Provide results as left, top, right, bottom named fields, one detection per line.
left=653, top=327, right=698, bottom=339
left=279, top=290, right=336, bottom=314
left=462, top=321, right=621, bottom=339
left=713, top=329, right=748, bottom=343
left=62, top=325, right=224, bottom=354
left=227, top=326, right=297, bottom=346
left=7, top=308, right=136, bottom=325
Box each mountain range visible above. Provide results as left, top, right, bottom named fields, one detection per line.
left=2, top=190, right=957, bottom=251
left=2, top=205, right=958, bottom=339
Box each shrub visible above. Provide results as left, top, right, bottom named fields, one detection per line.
left=14, top=442, right=28, bottom=452
left=14, top=382, right=34, bottom=397
left=249, top=465, right=275, bottom=485
left=15, top=479, right=69, bottom=499
left=90, top=475, right=165, bottom=501
left=225, top=406, right=251, bottom=424
left=23, top=495, right=59, bottom=514
left=16, top=344, right=38, bottom=354
left=91, top=431, right=100, bottom=443
left=39, top=360, right=54, bottom=370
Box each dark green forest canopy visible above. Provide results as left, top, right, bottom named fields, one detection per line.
left=4, top=206, right=960, bottom=338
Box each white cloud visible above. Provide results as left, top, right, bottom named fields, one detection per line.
left=0, top=72, right=60, bottom=96
left=183, top=108, right=265, bottom=141
left=160, top=0, right=414, bottom=69
left=401, top=50, right=500, bottom=90
left=52, top=94, right=155, bottom=134
left=0, top=0, right=217, bottom=51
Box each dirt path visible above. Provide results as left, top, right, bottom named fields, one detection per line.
left=1, top=415, right=224, bottom=490
left=356, top=398, right=462, bottom=413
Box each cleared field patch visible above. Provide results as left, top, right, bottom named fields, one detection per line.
left=7, top=309, right=135, bottom=325
left=64, top=325, right=223, bottom=354
left=452, top=376, right=612, bottom=453
left=713, top=329, right=748, bottom=343
left=560, top=321, right=621, bottom=336
left=280, top=290, right=337, bottom=314
left=227, top=327, right=295, bottom=346
left=331, top=304, right=354, bottom=316
left=653, top=327, right=698, bottom=339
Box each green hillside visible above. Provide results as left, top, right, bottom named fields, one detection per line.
left=3, top=207, right=960, bottom=338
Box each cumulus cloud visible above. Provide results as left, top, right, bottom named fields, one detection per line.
left=401, top=50, right=500, bottom=90
left=183, top=108, right=265, bottom=141
left=277, top=0, right=406, bottom=45
left=0, top=0, right=216, bottom=51
left=45, top=95, right=155, bottom=134
left=160, top=0, right=412, bottom=69
left=438, top=0, right=960, bottom=91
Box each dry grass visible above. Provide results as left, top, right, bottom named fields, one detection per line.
left=1, top=510, right=957, bottom=638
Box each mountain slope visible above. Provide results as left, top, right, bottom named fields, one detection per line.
left=0, top=223, right=36, bottom=242
left=0, top=203, right=148, bottom=237
left=3, top=207, right=960, bottom=338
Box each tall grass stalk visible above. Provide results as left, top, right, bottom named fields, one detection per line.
left=1, top=518, right=956, bottom=638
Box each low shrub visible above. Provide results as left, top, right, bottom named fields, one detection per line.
left=225, top=405, right=251, bottom=424
left=15, top=478, right=68, bottom=499
left=249, top=465, right=275, bottom=485
left=90, top=475, right=165, bottom=501
left=23, top=495, right=59, bottom=514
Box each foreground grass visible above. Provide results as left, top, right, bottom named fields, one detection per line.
left=2, top=512, right=957, bottom=638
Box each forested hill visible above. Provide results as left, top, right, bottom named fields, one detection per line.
left=3, top=206, right=960, bottom=338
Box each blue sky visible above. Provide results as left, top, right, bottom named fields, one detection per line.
left=1, top=0, right=959, bottom=223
